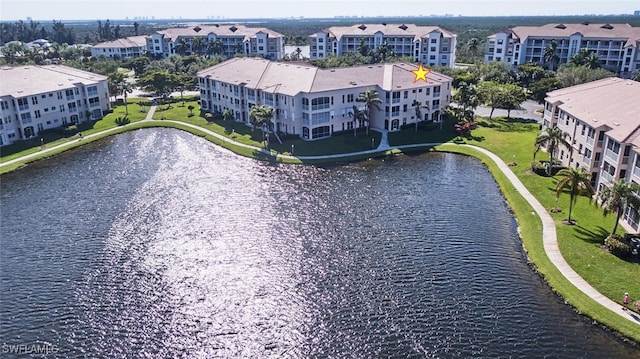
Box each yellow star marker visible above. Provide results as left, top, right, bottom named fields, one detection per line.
left=411, top=63, right=430, bottom=83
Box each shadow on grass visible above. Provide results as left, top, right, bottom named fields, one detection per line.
left=573, top=224, right=610, bottom=245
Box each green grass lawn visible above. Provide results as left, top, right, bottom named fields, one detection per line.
left=457, top=117, right=640, bottom=341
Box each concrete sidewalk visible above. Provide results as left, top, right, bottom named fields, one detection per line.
left=1, top=114, right=638, bottom=327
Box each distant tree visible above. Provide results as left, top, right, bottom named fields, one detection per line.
left=121, top=81, right=134, bottom=115
left=137, top=69, right=179, bottom=98
left=570, top=48, right=600, bottom=69
left=466, top=38, right=481, bottom=63
left=477, top=81, right=503, bottom=119
left=529, top=77, right=561, bottom=104
left=452, top=71, right=479, bottom=88
left=358, top=38, right=370, bottom=57
left=515, top=62, right=546, bottom=89
left=556, top=64, right=614, bottom=88
left=107, top=71, right=126, bottom=102
left=543, top=40, right=559, bottom=70
left=534, top=126, right=571, bottom=176
left=133, top=21, right=140, bottom=36
left=192, top=37, right=205, bottom=56
left=453, top=81, right=479, bottom=122
left=633, top=70, right=640, bottom=82
left=127, top=56, right=151, bottom=76
left=187, top=105, right=195, bottom=116
left=474, top=61, right=513, bottom=84
left=555, top=166, right=595, bottom=224
left=499, top=83, right=527, bottom=118
left=175, top=38, right=190, bottom=56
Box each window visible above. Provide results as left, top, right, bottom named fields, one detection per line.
left=347, top=94, right=354, bottom=102
left=17, top=98, right=29, bottom=111
left=20, top=112, right=32, bottom=123
left=311, top=97, right=330, bottom=111
left=87, top=85, right=98, bottom=96
left=31, top=96, right=38, bottom=105
left=34, top=110, right=41, bottom=118
left=311, top=125, right=331, bottom=139
left=312, top=112, right=331, bottom=125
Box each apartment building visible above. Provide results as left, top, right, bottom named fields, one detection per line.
left=542, top=77, right=640, bottom=230
left=197, top=57, right=452, bottom=141
left=0, top=65, right=110, bottom=146
left=308, top=24, right=457, bottom=67
left=146, top=24, right=285, bottom=60
left=91, top=35, right=148, bottom=61
left=485, top=23, right=640, bottom=78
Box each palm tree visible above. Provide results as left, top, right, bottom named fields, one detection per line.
left=175, top=37, right=189, bottom=56
left=348, top=105, right=366, bottom=137
left=222, top=109, right=234, bottom=121
left=555, top=166, right=594, bottom=224
left=466, top=38, right=480, bottom=63
left=543, top=40, right=559, bottom=70
left=249, top=105, right=275, bottom=147
left=598, top=179, right=640, bottom=236
left=412, top=100, right=429, bottom=132
left=356, top=88, right=382, bottom=135
left=534, top=126, right=572, bottom=176
left=121, top=81, right=134, bottom=115
left=192, top=37, right=205, bottom=56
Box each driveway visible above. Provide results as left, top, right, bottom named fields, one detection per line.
left=474, top=100, right=544, bottom=123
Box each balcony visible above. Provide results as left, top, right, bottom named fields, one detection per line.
left=604, top=148, right=619, bottom=163
left=583, top=155, right=591, bottom=166
left=586, top=136, right=594, bottom=146
left=633, top=166, right=640, bottom=179
left=601, top=170, right=614, bottom=183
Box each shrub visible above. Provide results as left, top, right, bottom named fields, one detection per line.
left=115, top=117, right=130, bottom=126
left=64, top=124, right=79, bottom=135
left=605, top=234, right=631, bottom=258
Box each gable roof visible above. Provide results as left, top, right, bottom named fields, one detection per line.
left=197, top=57, right=452, bottom=97
left=152, top=24, right=284, bottom=41
left=92, top=35, right=148, bottom=49
left=507, top=23, right=640, bottom=47
left=314, top=23, right=456, bottom=41
left=0, top=65, right=107, bottom=98
left=545, top=77, right=640, bottom=144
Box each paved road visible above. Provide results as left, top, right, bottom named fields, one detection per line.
left=474, top=99, right=544, bottom=122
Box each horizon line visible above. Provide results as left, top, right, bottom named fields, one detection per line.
left=1, top=13, right=638, bottom=22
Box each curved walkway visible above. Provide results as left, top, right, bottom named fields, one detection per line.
left=1, top=106, right=638, bottom=326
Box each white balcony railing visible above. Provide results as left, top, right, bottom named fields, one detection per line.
left=586, top=137, right=594, bottom=146
left=600, top=170, right=614, bottom=183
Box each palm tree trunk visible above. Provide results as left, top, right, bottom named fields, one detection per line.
left=567, top=196, right=574, bottom=223
left=613, top=209, right=622, bottom=235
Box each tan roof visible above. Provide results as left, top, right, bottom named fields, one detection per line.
left=92, top=35, right=148, bottom=49
left=197, top=57, right=452, bottom=97
left=316, top=23, right=455, bottom=41
left=545, top=78, right=640, bottom=144
left=154, top=24, right=284, bottom=40
left=509, top=23, right=640, bottom=47
left=0, top=65, right=107, bottom=98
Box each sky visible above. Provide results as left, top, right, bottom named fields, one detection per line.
left=0, top=0, right=638, bottom=21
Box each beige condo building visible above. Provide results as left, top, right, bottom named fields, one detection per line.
left=197, top=57, right=452, bottom=141
left=308, top=23, right=457, bottom=68
left=542, top=77, right=640, bottom=230
left=485, top=23, right=640, bottom=78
